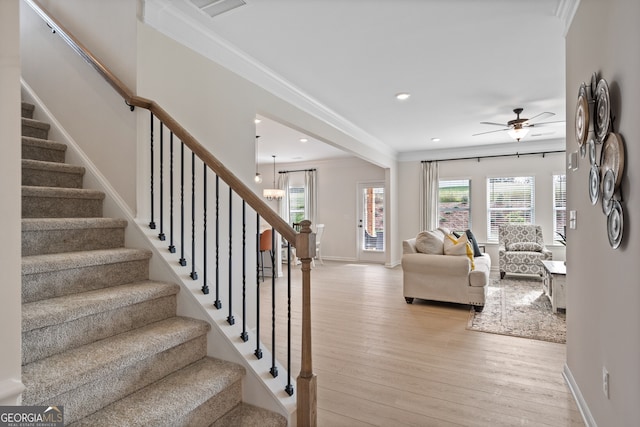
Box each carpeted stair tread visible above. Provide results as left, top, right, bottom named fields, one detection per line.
left=22, top=136, right=66, bottom=163
left=22, top=159, right=85, bottom=188
left=70, top=357, right=245, bottom=427
left=22, top=218, right=127, bottom=256
left=22, top=281, right=179, bottom=332
left=22, top=117, right=51, bottom=139
left=22, top=185, right=104, bottom=200
left=22, top=217, right=127, bottom=231
left=22, top=101, right=35, bottom=119
left=22, top=317, right=211, bottom=405
left=211, top=403, right=287, bottom=427
left=22, top=248, right=152, bottom=275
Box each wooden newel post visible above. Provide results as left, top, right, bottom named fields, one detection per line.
left=296, top=220, right=317, bottom=426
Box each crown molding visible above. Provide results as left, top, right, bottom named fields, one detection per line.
left=555, top=0, right=581, bottom=36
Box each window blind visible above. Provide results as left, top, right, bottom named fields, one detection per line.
left=487, top=176, right=535, bottom=241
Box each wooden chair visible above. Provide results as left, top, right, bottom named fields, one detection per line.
left=259, top=229, right=273, bottom=280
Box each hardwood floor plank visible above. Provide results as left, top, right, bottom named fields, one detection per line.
left=259, top=261, right=584, bottom=426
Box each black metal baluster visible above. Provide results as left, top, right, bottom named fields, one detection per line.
left=168, top=133, right=176, bottom=253
left=202, top=164, right=209, bottom=295
left=190, top=152, right=198, bottom=280
left=254, top=213, right=263, bottom=360
left=149, top=112, right=156, bottom=229
left=270, top=229, right=278, bottom=378
left=240, top=201, right=248, bottom=342
left=158, top=124, right=165, bottom=240
left=285, top=241, right=294, bottom=395
left=179, top=143, right=187, bottom=266
left=227, top=187, right=235, bottom=326
left=214, top=175, right=222, bottom=309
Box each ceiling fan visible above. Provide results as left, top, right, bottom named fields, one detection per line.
left=473, top=108, right=563, bottom=141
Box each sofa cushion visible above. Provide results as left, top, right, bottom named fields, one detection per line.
left=465, top=229, right=483, bottom=257
left=415, top=230, right=445, bottom=254
left=507, top=241, right=543, bottom=252
left=444, top=233, right=475, bottom=270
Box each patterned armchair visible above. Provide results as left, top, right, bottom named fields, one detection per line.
left=498, top=224, right=552, bottom=279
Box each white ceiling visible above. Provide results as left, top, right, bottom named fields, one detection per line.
left=146, top=0, right=577, bottom=164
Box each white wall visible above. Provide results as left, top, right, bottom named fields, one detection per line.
left=565, top=1, right=640, bottom=425
left=398, top=152, right=567, bottom=268
left=0, top=0, right=25, bottom=405
left=20, top=0, right=139, bottom=211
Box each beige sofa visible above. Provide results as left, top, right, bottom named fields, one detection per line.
left=402, top=229, right=491, bottom=311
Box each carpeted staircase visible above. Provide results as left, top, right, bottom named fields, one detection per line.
left=19, top=101, right=286, bottom=426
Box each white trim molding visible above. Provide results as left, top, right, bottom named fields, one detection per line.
left=555, top=0, right=581, bottom=37
left=0, top=379, right=25, bottom=405
left=563, top=364, right=596, bottom=427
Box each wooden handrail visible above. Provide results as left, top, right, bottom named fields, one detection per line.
left=26, top=0, right=297, bottom=245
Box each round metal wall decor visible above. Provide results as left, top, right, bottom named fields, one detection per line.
left=588, top=137, right=597, bottom=165
left=594, top=78, right=611, bottom=142
left=577, top=72, right=627, bottom=251
left=600, top=133, right=625, bottom=191
left=575, top=83, right=590, bottom=148
left=607, top=200, right=623, bottom=249
left=589, top=164, right=600, bottom=205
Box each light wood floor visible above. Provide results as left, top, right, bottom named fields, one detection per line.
left=259, top=261, right=584, bottom=426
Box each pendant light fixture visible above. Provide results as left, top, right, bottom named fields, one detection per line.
left=254, top=135, right=262, bottom=183
left=263, top=155, right=285, bottom=200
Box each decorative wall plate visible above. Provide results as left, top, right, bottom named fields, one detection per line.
left=600, top=133, right=625, bottom=190
left=607, top=200, right=623, bottom=249
left=575, top=83, right=590, bottom=147
left=591, top=72, right=598, bottom=96
left=588, top=137, right=597, bottom=165
left=602, top=196, right=614, bottom=216
left=594, top=78, right=611, bottom=142
left=602, top=168, right=616, bottom=201
left=589, top=164, right=600, bottom=205
left=580, top=141, right=587, bottom=158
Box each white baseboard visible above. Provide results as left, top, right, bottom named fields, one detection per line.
left=0, top=378, right=25, bottom=405
left=563, top=364, right=597, bottom=427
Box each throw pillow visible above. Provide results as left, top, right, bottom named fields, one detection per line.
left=465, top=229, right=483, bottom=257
left=444, top=233, right=475, bottom=270
left=415, top=230, right=445, bottom=254
left=507, top=242, right=543, bottom=252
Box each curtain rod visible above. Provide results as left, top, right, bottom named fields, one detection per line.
left=278, top=168, right=317, bottom=174
left=421, top=150, right=565, bottom=163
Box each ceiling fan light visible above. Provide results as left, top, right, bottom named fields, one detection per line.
left=508, top=127, right=529, bottom=141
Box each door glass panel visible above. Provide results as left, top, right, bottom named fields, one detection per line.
left=361, top=186, right=384, bottom=251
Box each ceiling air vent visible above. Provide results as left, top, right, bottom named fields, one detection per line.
left=190, top=0, right=246, bottom=18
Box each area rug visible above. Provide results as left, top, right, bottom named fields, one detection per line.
left=467, top=276, right=566, bottom=343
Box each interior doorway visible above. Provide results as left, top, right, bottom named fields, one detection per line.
left=357, top=182, right=385, bottom=263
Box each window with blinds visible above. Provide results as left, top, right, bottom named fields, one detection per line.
left=487, top=176, right=535, bottom=241
left=438, top=179, right=471, bottom=232
left=553, top=174, right=567, bottom=241
left=289, top=187, right=305, bottom=224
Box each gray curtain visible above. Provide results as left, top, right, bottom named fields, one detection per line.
left=419, top=161, right=439, bottom=231
left=304, top=169, right=317, bottom=226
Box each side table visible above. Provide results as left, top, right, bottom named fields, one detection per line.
left=541, top=260, right=566, bottom=312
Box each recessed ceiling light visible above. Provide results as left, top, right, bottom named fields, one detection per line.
left=431, top=138, right=441, bottom=142
left=395, top=92, right=411, bottom=101
left=300, top=138, right=308, bottom=143
left=254, top=118, right=261, bottom=124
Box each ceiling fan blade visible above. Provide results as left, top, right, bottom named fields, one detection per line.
left=479, top=121, right=509, bottom=127
left=526, top=112, right=555, bottom=123
left=472, top=128, right=509, bottom=136
left=527, top=120, right=565, bottom=127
